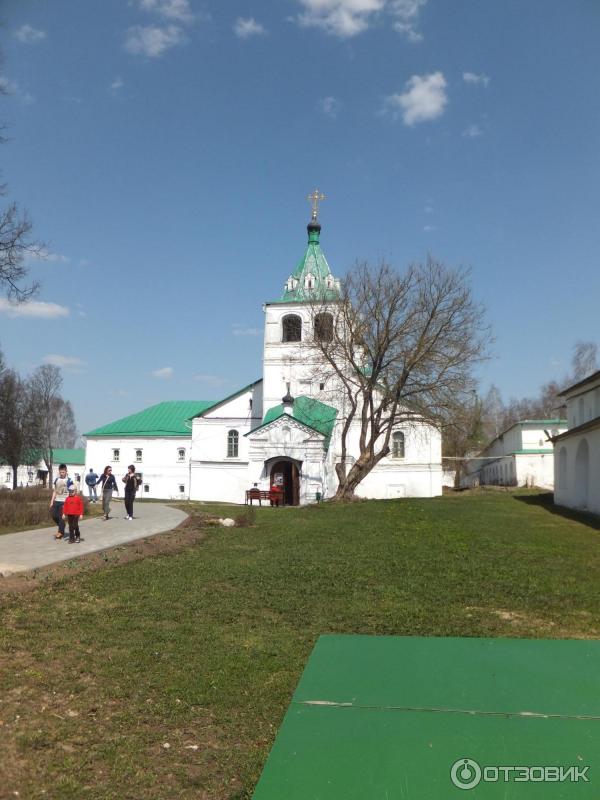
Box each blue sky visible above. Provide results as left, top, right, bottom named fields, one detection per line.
left=1, top=0, right=599, bottom=434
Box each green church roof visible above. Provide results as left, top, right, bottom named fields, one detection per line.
left=84, top=401, right=215, bottom=438
left=51, top=448, right=85, bottom=465
left=251, top=395, right=338, bottom=447
left=273, top=220, right=340, bottom=304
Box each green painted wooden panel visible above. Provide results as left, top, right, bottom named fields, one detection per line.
left=253, top=636, right=600, bottom=799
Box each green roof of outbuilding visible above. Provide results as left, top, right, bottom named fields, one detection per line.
left=84, top=401, right=214, bottom=437
left=251, top=395, right=337, bottom=447
left=52, top=448, right=85, bottom=465
left=272, top=222, right=340, bottom=304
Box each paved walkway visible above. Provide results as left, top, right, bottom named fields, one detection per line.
left=0, top=502, right=188, bottom=576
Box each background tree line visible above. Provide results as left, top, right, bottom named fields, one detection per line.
left=442, top=340, right=598, bottom=486
left=0, top=346, right=78, bottom=489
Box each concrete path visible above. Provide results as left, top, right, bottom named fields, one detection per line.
left=0, top=502, right=188, bottom=576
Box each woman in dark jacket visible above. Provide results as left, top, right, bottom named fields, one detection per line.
left=122, top=464, right=138, bottom=520
left=97, top=466, right=118, bottom=520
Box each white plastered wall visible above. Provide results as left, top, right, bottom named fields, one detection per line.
left=85, top=436, right=191, bottom=500
left=189, top=383, right=263, bottom=504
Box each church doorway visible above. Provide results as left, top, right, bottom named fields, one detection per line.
left=270, top=460, right=300, bottom=506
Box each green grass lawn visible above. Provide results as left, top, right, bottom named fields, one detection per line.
left=1, top=491, right=599, bottom=799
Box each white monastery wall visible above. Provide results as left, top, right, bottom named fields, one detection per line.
left=190, top=385, right=263, bottom=504
left=554, top=375, right=600, bottom=514
left=85, top=436, right=191, bottom=500
left=554, top=427, right=600, bottom=515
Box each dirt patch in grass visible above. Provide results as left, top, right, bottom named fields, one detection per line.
left=464, top=606, right=600, bottom=638
left=0, top=514, right=208, bottom=598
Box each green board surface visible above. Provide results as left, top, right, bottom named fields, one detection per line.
left=253, top=635, right=600, bottom=798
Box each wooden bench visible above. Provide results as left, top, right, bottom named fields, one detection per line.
left=245, top=489, right=271, bottom=505
left=245, top=488, right=284, bottom=506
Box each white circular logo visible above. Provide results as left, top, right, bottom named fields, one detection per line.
left=451, top=758, right=482, bottom=790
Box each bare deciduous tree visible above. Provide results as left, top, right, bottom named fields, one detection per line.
left=1, top=57, right=41, bottom=300
left=0, top=202, right=40, bottom=300
left=308, top=258, right=491, bottom=501
left=441, top=393, right=486, bottom=489
left=30, top=364, right=77, bottom=484
left=0, top=370, right=42, bottom=489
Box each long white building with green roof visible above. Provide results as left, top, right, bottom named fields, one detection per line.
left=85, top=210, right=442, bottom=503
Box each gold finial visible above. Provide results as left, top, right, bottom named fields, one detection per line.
left=307, top=188, right=325, bottom=221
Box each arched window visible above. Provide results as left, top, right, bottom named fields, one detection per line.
left=227, top=430, right=239, bottom=458
left=282, top=314, right=302, bottom=342
left=314, top=312, right=334, bottom=342
left=392, top=431, right=405, bottom=459
left=177, top=448, right=186, bottom=462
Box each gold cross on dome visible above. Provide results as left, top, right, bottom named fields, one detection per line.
left=307, top=188, right=325, bottom=220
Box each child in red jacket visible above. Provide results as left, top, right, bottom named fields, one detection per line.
left=62, top=485, right=84, bottom=543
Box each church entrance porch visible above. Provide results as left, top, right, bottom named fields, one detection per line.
left=270, top=460, right=300, bottom=506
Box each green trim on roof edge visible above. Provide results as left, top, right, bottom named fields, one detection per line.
left=189, top=380, right=262, bottom=419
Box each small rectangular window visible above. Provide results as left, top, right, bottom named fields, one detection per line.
left=135, top=449, right=143, bottom=462
left=113, top=448, right=120, bottom=462
left=144, top=484, right=149, bottom=493
left=179, top=484, right=185, bottom=493
left=319, top=382, right=325, bottom=391
left=177, top=449, right=186, bottom=462
left=5, top=471, right=11, bottom=482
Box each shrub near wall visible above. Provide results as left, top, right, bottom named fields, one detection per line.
left=0, top=486, right=55, bottom=532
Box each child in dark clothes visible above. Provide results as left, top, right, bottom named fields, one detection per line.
left=62, top=485, right=84, bottom=543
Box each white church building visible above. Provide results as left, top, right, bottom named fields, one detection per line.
left=85, top=206, right=442, bottom=504
left=553, top=370, right=600, bottom=515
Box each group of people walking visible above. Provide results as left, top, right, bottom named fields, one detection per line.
left=50, top=463, right=141, bottom=541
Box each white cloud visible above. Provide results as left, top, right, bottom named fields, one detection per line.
left=193, top=374, right=227, bottom=388
left=384, top=71, right=447, bottom=126
left=152, top=366, right=174, bottom=379
left=293, top=0, right=426, bottom=38
left=42, top=354, right=85, bottom=370
left=295, top=0, right=385, bottom=38
left=14, top=24, right=46, bottom=44
left=234, top=17, right=267, bottom=38
left=0, top=299, right=69, bottom=319
left=463, top=71, right=490, bottom=88
left=109, top=76, right=124, bottom=91
left=0, top=76, right=35, bottom=105
left=462, top=123, right=483, bottom=138
left=125, top=24, right=184, bottom=57
left=320, top=96, right=342, bottom=118
left=390, top=0, right=426, bottom=41
left=138, top=0, right=195, bottom=23
left=26, top=247, right=70, bottom=265
left=232, top=324, right=261, bottom=337
left=423, top=224, right=435, bottom=232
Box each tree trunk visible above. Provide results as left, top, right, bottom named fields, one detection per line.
left=11, top=462, right=18, bottom=490
left=454, top=462, right=463, bottom=490
left=332, top=456, right=380, bottom=502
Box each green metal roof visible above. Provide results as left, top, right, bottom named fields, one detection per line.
left=272, top=223, right=340, bottom=304
left=84, top=401, right=214, bottom=438
left=51, top=448, right=85, bottom=465
left=250, top=395, right=337, bottom=447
